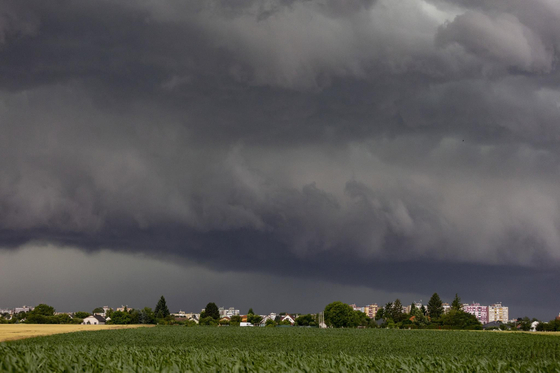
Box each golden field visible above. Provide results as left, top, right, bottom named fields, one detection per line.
left=0, top=324, right=152, bottom=342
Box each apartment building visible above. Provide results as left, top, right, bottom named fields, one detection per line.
left=363, top=304, right=379, bottom=318
left=463, top=303, right=489, bottom=324
left=219, top=307, right=240, bottom=317
left=488, top=303, right=509, bottom=323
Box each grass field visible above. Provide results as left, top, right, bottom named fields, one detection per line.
left=1, top=327, right=560, bottom=372
left=0, top=324, right=150, bottom=342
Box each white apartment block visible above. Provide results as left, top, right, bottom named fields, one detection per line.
left=488, top=303, right=509, bottom=323
left=219, top=307, right=240, bottom=317
left=13, top=306, right=33, bottom=314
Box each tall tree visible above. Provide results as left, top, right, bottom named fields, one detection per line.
left=392, top=299, right=404, bottom=322
left=451, top=293, right=463, bottom=311
left=427, top=293, right=444, bottom=319
left=384, top=302, right=393, bottom=320
left=204, top=302, right=220, bottom=320
left=154, top=296, right=170, bottom=319
left=247, top=308, right=254, bottom=315
left=420, top=305, right=427, bottom=316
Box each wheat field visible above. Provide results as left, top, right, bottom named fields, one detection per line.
left=0, top=324, right=151, bottom=342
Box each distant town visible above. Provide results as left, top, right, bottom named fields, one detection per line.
left=2, top=295, right=560, bottom=332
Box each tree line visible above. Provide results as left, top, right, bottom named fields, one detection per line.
left=0, top=296, right=173, bottom=325
left=0, top=297, right=317, bottom=327
left=324, top=293, right=482, bottom=329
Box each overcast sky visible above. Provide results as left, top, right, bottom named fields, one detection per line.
left=1, top=0, right=559, bottom=319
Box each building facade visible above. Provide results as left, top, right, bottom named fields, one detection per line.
left=219, top=307, right=240, bottom=317
left=13, top=306, right=33, bottom=314
left=363, top=304, right=379, bottom=318
left=488, top=303, right=508, bottom=323
left=463, top=303, right=489, bottom=324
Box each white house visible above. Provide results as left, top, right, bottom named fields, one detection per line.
left=281, top=315, right=295, bottom=325
left=82, top=315, right=106, bottom=325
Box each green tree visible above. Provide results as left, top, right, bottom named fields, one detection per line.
left=92, top=307, right=104, bottom=314
left=109, top=311, right=133, bottom=324
left=74, top=311, right=90, bottom=319
left=420, top=305, right=427, bottom=316
left=375, top=308, right=384, bottom=320
left=440, top=310, right=482, bottom=330
left=427, top=293, right=444, bottom=319
left=410, top=306, right=428, bottom=326
left=354, top=311, right=370, bottom=327
left=265, top=318, right=276, bottom=327
left=154, top=296, right=170, bottom=319
left=138, top=307, right=155, bottom=324
left=295, top=314, right=317, bottom=326
left=32, top=304, right=55, bottom=317
left=26, top=304, right=56, bottom=324
left=204, top=302, right=220, bottom=320
left=451, top=294, right=463, bottom=311
left=248, top=308, right=254, bottom=315
left=54, top=314, right=74, bottom=324
left=230, top=315, right=242, bottom=325
left=324, top=301, right=357, bottom=328
left=391, top=299, right=405, bottom=322
left=199, top=316, right=218, bottom=326
left=384, top=302, right=393, bottom=320
left=248, top=313, right=263, bottom=325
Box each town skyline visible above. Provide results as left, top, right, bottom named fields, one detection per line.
left=0, top=296, right=545, bottom=322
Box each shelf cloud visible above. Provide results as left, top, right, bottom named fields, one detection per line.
left=1, top=0, right=559, bottom=316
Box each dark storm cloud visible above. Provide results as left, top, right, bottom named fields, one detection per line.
left=1, top=0, right=560, bottom=315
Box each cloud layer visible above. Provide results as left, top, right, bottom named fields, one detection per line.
left=1, top=0, right=560, bottom=315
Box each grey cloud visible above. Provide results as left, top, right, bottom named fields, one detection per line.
left=1, top=0, right=560, bottom=316
left=0, top=2, right=39, bottom=44
left=436, top=12, right=553, bottom=73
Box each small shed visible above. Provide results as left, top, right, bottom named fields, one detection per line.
left=82, top=315, right=106, bottom=325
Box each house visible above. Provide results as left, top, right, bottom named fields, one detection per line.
left=82, top=315, right=106, bottom=325
left=240, top=322, right=253, bottom=327
left=258, top=314, right=276, bottom=326
left=281, top=315, right=295, bottom=325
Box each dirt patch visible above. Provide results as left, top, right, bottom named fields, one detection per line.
left=0, top=324, right=152, bottom=342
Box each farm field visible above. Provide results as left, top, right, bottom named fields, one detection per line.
left=0, top=324, right=150, bottom=343
left=1, top=327, right=560, bottom=372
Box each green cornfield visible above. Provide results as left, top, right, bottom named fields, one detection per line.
left=1, top=327, right=559, bottom=372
